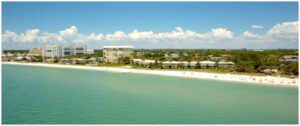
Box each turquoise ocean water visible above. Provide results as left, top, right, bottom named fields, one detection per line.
left=2, top=64, right=298, bottom=124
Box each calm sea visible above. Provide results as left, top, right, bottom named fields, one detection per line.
left=2, top=64, right=298, bottom=124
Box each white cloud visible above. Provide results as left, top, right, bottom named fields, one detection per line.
left=266, top=21, right=298, bottom=40
left=240, top=21, right=298, bottom=44
left=2, top=21, right=298, bottom=49
left=58, top=25, right=78, bottom=42
left=207, top=28, right=234, bottom=39
left=38, top=32, right=59, bottom=44
left=128, top=30, right=156, bottom=41
left=242, top=31, right=262, bottom=39
left=2, top=29, right=40, bottom=43
left=2, top=30, right=18, bottom=43
left=251, top=25, right=263, bottom=29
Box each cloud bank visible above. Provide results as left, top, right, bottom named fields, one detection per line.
left=2, top=21, right=298, bottom=49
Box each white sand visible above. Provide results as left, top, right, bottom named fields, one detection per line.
left=2, top=62, right=298, bottom=87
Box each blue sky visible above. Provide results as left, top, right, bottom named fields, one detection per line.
left=2, top=2, right=299, bottom=49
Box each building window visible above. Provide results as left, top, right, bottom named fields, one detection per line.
left=64, top=52, right=71, bottom=55
left=76, top=48, right=84, bottom=50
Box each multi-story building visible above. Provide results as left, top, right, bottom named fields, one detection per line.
left=218, top=61, right=235, bottom=68
left=28, top=48, right=43, bottom=56
left=103, top=46, right=133, bottom=63
left=61, top=46, right=73, bottom=57
left=279, top=55, right=298, bottom=63
left=73, top=45, right=87, bottom=55
left=43, top=45, right=62, bottom=58
left=43, top=45, right=87, bottom=58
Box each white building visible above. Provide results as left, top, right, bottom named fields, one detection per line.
left=61, top=46, right=73, bottom=57
left=43, top=45, right=62, bottom=58
left=73, top=45, right=87, bottom=55
left=131, top=59, right=143, bottom=65
left=200, top=61, right=216, bottom=68
left=43, top=45, right=87, bottom=58
left=140, top=60, right=156, bottom=67
left=279, top=55, right=298, bottom=63
left=162, top=61, right=180, bottom=69
left=28, top=48, right=43, bottom=56
left=180, top=61, right=189, bottom=68
left=103, top=46, right=134, bottom=63
left=170, top=54, right=179, bottom=58
left=189, top=61, right=198, bottom=68
left=218, top=61, right=235, bottom=68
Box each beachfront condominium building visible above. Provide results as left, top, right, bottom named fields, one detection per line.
left=43, top=45, right=87, bottom=58
left=61, top=46, right=73, bottom=57
left=73, top=45, right=87, bottom=55
left=28, top=48, right=43, bottom=56
left=103, top=46, right=134, bottom=63
left=43, top=45, right=62, bottom=58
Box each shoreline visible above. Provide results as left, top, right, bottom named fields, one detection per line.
left=2, top=62, right=298, bottom=87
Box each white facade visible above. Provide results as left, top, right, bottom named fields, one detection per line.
left=218, top=61, right=235, bottom=68
left=103, top=46, right=134, bottom=63
left=200, top=61, right=216, bottom=68
left=43, top=45, right=62, bottom=58
left=43, top=45, right=87, bottom=58
left=73, top=45, right=87, bottom=55
left=61, top=46, right=73, bottom=57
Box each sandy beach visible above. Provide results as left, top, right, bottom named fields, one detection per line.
left=2, top=62, right=298, bottom=87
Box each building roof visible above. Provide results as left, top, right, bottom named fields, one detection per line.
left=200, top=61, right=216, bottom=64
left=103, top=46, right=134, bottom=49
left=141, top=60, right=156, bottom=63
left=132, top=59, right=142, bottom=62
left=283, top=55, right=298, bottom=59
left=219, top=61, right=235, bottom=64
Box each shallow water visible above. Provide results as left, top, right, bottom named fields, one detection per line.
left=2, top=64, right=298, bottom=124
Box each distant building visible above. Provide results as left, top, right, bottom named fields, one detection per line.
left=279, top=55, right=298, bottom=63
left=43, top=45, right=87, bottom=58
left=183, top=53, right=189, bottom=57
left=200, top=61, right=216, bottom=68
left=131, top=59, right=143, bottom=65
left=61, top=46, right=73, bottom=57
left=253, top=49, right=264, bottom=52
left=43, top=45, right=62, bottom=58
left=103, top=46, right=134, bottom=63
left=180, top=61, right=189, bottom=68
left=86, top=57, right=98, bottom=64
left=15, top=56, right=25, bottom=61
left=162, top=61, right=180, bottom=69
left=2, top=54, right=9, bottom=61
left=218, top=61, right=235, bottom=68
left=136, top=52, right=144, bottom=56
left=209, top=56, right=221, bottom=61
left=28, top=48, right=43, bottom=56
left=87, top=49, right=94, bottom=54
left=189, top=61, right=198, bottom=68
left=170, top=54, right=179, bottom=58
left=164, top=54, right=169, bottom=58
left=241, top=48, right=247, bottom=51
left=73, top=45, right=87, bottom=55
left=208, top=55, right=221, bottom=61
left=72, top=58, right=87, bottom=64
left=139, top=60, right=156, bottom=68
left=220, top=54, right=231, bottom=61
left=263, top=69, right=278, bottom=75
